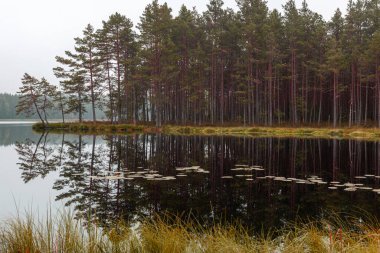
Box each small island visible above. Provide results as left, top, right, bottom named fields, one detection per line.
left=2, top=0, right=380, bottom=252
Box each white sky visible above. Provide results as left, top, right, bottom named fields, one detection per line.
left=0, top=0, right=348, bottom=93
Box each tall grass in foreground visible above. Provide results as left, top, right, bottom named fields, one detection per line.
left=1, top=210, right=380, bottom=253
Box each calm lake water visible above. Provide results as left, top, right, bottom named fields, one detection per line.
left=1, top=123, right=380, bottom=230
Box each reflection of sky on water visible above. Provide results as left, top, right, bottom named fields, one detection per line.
left=0, top=144, right=61, bottom=220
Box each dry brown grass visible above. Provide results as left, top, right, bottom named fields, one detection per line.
left=1, top=209, right=380, bottom=253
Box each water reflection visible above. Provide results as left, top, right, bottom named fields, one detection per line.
left=14, top=133, right=380, bottom=230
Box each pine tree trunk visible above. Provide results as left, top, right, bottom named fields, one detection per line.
left=333, top=71, right=338, bottom=128
left=268, top=56, right=273, bottom=126
left=33, top=101, right=45, bottom=125
left=220, top=55, right=224, bottom=125
left=377, top=59, right=380, bottom=127
left=116, top=28, right=122, bottom=124
left=89, top=49, right=96, bottom=122
left=106, top=60, right=114, bottom=124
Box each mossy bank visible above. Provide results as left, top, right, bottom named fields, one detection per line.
left=33, top=122, right=380, bottom=140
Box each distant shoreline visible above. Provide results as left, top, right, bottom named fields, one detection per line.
left=0, top=120, right=38, bottom=124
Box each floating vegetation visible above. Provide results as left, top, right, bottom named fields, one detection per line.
left=83, top=165, right=380, bottom=194
left=176, top=166, right=208, bottom=174
left=176, top=167, right=189, bottom=171
left=231, top=168, right=254, bottom=171
left=235, top=174, right=252, bottom=178
left=359, top=187, right=373, bottom=190
left=128, top=175, right=145, bottom=178
left=344, top=187, right=357, bottom=192
left=235, top=164, right=249, bottom=167
left=162, top=176, right=176, bottom=180
left=105, top=176, right=124, bottom=180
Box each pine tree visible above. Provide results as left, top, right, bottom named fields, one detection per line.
left=20, top=0, right=380, bottom=127
left=284, top=0, right=301, bottom=125
left=172, top=5, right=200, bottom=124
left=99, top=13, right=136, bottom=123
left=17, top=74, right=56, bottom=124
left=368, top=31, right=380, bottom=126
left=74, top=24, right=101, bottom=122
left=16, top=73, right=45, bottom=124
left=326, top=9, right=345, bottom=127
left=237, top=0, right=269, bottom=124
left=138, top=0, right=174, bottom=127
left=54, top=57, right=87, bottom=122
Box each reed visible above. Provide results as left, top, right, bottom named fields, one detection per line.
left=1, top=209, right=380, bottom=253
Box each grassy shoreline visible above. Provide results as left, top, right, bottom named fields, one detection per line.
left=33, top=122, right=380, bottom=140
left=1, top=210, right=380, bottom=252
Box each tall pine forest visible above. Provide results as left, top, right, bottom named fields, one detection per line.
left=19, top=0, right=380, bottom=127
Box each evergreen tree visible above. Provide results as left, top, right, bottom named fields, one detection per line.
left=75, top=24, right=101, bottom=122
left=18, top=0, right=380, bottom=127
left=16, top=74, right=45, bottom=124
left=138, top=0, right=174, bottom=127
left=16, top=74, right=56, bottom=124
left=54, top=57, right=87, bottom=122
left=99, top=13, right=136, bottom=123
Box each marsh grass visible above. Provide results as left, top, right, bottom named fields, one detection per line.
left=34, top=122, right=380, bottom=141
left=1, top=209, right=380, bottom=253
left=33, top=122, right=150, bottom=135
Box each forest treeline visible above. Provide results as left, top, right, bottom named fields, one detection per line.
left=18, top=0, right=380, bottom=127
left=0, top=93, right=64, bottom=120
left=0, top=93, right=21, bottom=119
left=0, top=93, right=102, bottom=120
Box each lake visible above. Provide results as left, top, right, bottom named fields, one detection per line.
left=1, top=123, right=380, bottom=231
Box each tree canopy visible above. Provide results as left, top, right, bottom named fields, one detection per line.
left=17, top=0, right=380, bottom=127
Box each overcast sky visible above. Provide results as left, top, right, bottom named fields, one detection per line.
left=0, top=0, right=348, bottom=93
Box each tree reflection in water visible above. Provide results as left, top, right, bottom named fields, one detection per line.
left=15, top=133, right=380, bottom=231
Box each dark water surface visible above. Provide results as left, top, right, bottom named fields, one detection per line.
left=1, top=123, right=380, bottom=230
